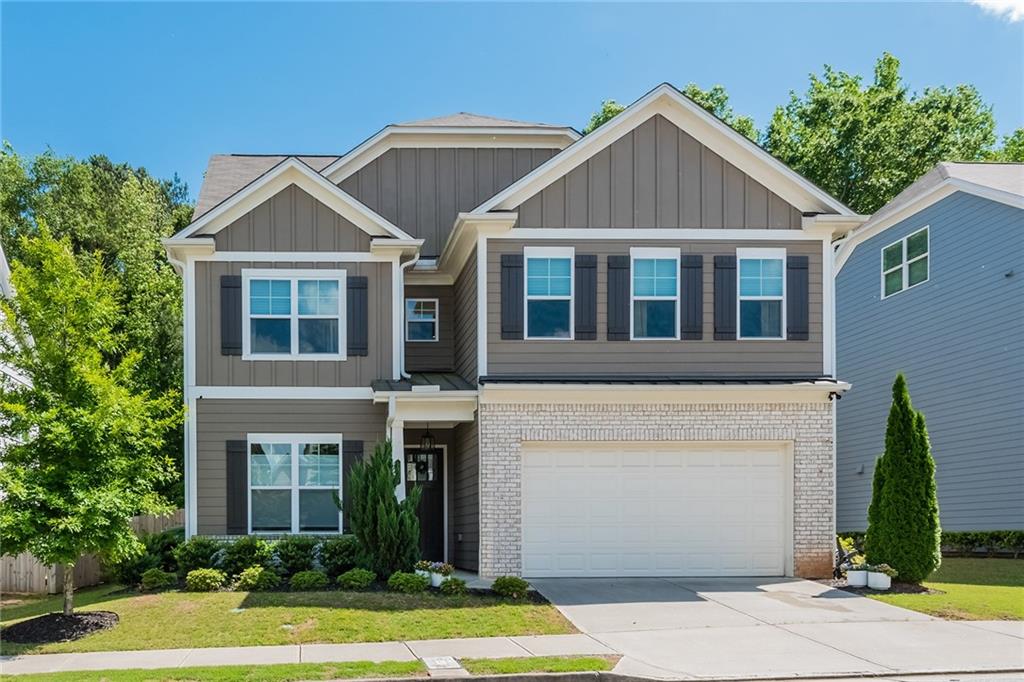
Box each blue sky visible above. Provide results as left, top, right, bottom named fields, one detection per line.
left=2, top=2, right=1022, bottom=200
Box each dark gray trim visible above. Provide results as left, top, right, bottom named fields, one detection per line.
left=220, top=275, right=242, bottom=356
left=714, top=255, right=737, bottom=340
left=607, top=255, right=630, bottom=341
left=787, top=255, right=810, bottom=341
left=479, top=374, right=838, bottom=385
left=372, top=373, right=475, bottom=392
left=681, top=255, right=703, bottom=340
left=575, top=255, right=597, bottom=340
left=347, top=276, right=368, bottom=356
left=225, top=439, right=248, bottom=535
left=341, top=439, right=363, bottom=534
left=500, top=254, right=524, bottom=340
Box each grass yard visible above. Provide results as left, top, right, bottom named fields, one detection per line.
left=7, top=660, right=426, bottom=682
left=869, top=558, right=1024, bottom=620
left=461, top=655, right=619, bottom=675
left=0, top=584, right=574, bottom=656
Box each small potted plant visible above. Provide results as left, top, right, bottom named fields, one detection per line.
left=429, top=562, right=454, bottom=587
left=867, top=563, right=897, bottom=590
left=845, top=561, right=868, bottom=588
left=414, top=560, right=432, bottom=579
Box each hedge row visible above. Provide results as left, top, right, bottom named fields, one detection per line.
left=840, top=530, right=1024, bottom=558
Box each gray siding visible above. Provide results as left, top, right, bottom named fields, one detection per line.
left=195, top=399, right=387, bottom=535
left=487, top=239, right=823, bottom=376
left=195, top=260, right=392, bottom=386
left=214, top=185, right=373, bottom=252
left=404, top=285, right=455, bottom=372
left=340, top=148, right=558, bottom=257
left=453, top=248, right=478, bottom=381
left=451, top=420, right=479, bottom=571
left=836, top=192, right=1024, bottom=531
left=515, top=115, right=803, bottom=230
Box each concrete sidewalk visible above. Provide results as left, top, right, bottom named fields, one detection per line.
left=0, top=633, right=615, bottom=676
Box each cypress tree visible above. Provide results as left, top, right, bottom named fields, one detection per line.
left=864, top=374, right=942, bottom=582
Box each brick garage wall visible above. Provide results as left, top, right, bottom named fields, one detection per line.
left=478, top=401, right=835, bottom=579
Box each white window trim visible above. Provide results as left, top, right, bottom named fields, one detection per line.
left=241, top=268, right=347, bottom=360
left=247, top=433, right=344, bottom=535
left=405, top=298, right=439, bottom=343
left=523, top=246, right=575, bottom=341
left=630, top=247, right=681, bottom=341
left=737, top=247, right=787, bottom=341
left=880, top=226, right=929, bottom=300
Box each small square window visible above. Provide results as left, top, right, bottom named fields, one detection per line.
left=737, top=249, right=786, bottom=340
left=405, top=299, right=438, bottom=342
left=881, top=227, right=929, bottom=298
left=524, top=248, right=573, bottom=340
left=631, top=250, right=680, bottom=340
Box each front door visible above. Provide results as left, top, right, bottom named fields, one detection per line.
left=405, top=448, right=444, bottom=562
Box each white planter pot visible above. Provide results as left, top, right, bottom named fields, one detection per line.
left=846, top=570, right=868, bottom=588
left=415, top=569, right=430, bottom=579
left=867, top=572, right=892, bottom=590
left=430, top=572, right=446, bottom=588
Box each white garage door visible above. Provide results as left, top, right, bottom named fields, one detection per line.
left=521, top=442, right=790, bottom=577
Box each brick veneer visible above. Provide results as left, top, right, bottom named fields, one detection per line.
left=477, top=400, right=835, bottom=579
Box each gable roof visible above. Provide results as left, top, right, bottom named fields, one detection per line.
left=173, top=156, right=413, bottom=241
left=193, top=155, right=340, bottom=219
left=396, top=112, right=569, bottom=129
left=473, top=83, right=853, bottom=217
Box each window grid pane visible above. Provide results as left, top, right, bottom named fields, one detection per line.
left=633, top=259, right=677, bottom=299
left=250, top=279, right=291, bottom=316
left=527, top=258, right=571, bottom=298
left=249, top=438, right=343, bottom=534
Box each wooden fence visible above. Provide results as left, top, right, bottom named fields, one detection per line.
left=1, top=509, right=185, bottom=595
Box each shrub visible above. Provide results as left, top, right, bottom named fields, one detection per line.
left=337, top=567, right=376, bottom=590
left=107, top=527, right=185, bottom=586
left=173, top=536, right=224, bottom=577
left=140, top=568, right=177, bottom=591
left=235, top=565, right=282, bottom=591
left=186, top=568, right=226, bottom=592
left=348, top=440, right=422, bottom=576
left=222, top=537, right=274, bottom=578
left=274, top=535, right=319, bottom=576
left=387, top=571, right=429, bottom=594
left=439, top=577, right=467, bottom=596
left=492, top=576, right=529, bottom=600
left=290, top=570, right=330, bottom=591
left=321, top=536, right=360, bottom=578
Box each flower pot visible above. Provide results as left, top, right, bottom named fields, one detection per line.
left=867, top=572, right=891, bottom=590
left=415, top=569, right=430, bottom=579
left=430, top=572, right=446, bottom=588
left=846, top=570, right=868, bottom=588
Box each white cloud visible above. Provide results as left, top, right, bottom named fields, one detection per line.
left=969, top=0, right=1024, bottom=22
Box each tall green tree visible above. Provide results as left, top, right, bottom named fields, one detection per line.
left=764, top=53, right=998, bottom=213
left=0, top=230, right=181, bottom=614
left=988, top=128, right=1024, bottom=162
left=865, top=374, right=941, bottom=583
left=0, top=144, right=189, bottom=504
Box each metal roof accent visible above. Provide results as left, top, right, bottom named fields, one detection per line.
left=372, top=373, right=476, bottom=392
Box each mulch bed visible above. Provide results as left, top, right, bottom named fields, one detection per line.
left=1, top=611, right=118, bottom=644
left=817, top=578, right=943, bottom=596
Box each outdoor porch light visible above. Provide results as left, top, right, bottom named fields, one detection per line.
left=419, top=425, right=436, bottom=452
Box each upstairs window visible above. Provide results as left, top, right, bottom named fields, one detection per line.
left=249, top=434, right=342, bottom=534
left=525, top=246, right=574, bottom=339
left=242, top=269, right=346, bottom=359
left=882, top=227, right=929, bottom=298
left=738, top=248, right=785, bottom=340
left=631, top=247, right=679, bottom=339
left=405, top=299, right=439, bottom=342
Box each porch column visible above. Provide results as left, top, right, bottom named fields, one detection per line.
left=390, top=418, right=406, bottom=501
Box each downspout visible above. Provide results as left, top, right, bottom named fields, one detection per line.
left=399, top=253, right=420, bottom=379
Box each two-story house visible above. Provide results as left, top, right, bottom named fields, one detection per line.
left=163, top=84, right=859, bottom=579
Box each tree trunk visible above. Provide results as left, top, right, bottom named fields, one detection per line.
left=62, top=562, right=75, bottom=616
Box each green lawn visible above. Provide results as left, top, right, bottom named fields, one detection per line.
left=7, top=660, right=426, bottom=682
left=870, top=558, right=1024, bottom=620
left=0, top=585, right=574, bottom=655
left=462, top=655, right=619, bottom=675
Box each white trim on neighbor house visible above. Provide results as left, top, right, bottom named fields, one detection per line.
left=629, top=246, right=681, bottom=341
left=240, top=268, right=348, bottom=361
left=880, top=226, right=929, bottom=300
left=736, top=247, right=787, bottom=341
left=523, top=245, right=575, bottom=341
left=405, top=297, right=440, bottom=343
left=473, top=83, right=853, bottom=217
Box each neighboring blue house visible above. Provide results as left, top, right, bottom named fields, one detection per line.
left=834, top=162, right=1023, bottom=532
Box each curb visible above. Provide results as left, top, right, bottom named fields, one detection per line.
left=419, top=668, right=1024, bottom=682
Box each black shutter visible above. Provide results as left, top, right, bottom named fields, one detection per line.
left=574, top=255, right=597, bottom=340
left=225, top=440, right=248, bottom=535
left=347, top=276, right=368, bottom=356
left=680, top=255, right=703, bottom=340
left=341, top=440, right=364, bottom=534
left=607, top=255, right=630, bottom=341
left=500, top=254, right=524, bottom=340
left=714, top=256, right=737, bottom=340
left=220, top=275, right=242, bottom=356
left=787, top=255, right=810, bottom=340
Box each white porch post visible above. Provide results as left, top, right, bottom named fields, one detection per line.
left=387, top=396, right=407, bottom=501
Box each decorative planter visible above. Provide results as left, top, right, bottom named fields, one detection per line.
left=867, top=572, right=892, bottom=590
left=415, top=569, right=430, bottom=579
left=430, top=572, right=446, bottom=588
left=846, top=570, right=868, bottom=588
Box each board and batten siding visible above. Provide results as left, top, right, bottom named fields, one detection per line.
left=453, top=248, right=478, bottom=381
left=836, top=192, right=1024, bottom=532
left=404, top=284, right=455, bottom=372
left=514, top=115, right=803, bottom=230
left=451, top=420, right=479, bottom=571
left=195, top=399, right=387, bottom=535
left=194, top=260, right=392, bottom=387
left=339, top=148, right=558, bottom=257
left=487, top=239, right=823, bottom=377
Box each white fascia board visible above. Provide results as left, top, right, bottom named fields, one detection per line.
left=475, top=84, right=854, bottom=218
left=171, top=158, right=414, bottom=241
left=375, top=394, right=478, bottom=423
left=162, top=238, right=216, bottom=274
left=436, top=212, right=517, bottom=276
left=479, top=381, right=850, bottom=405
left=370, top=238, right=424, bottom=257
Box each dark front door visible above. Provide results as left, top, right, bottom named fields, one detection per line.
left=406, top=448, right=444, bottom=562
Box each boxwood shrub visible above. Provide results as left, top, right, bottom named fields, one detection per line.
left=140, top=568, right=177, bottom=591
left=186, top=568, right=226, bottom=592
left=235, top=565, right=282, bottom=591
left=290, top=570, right=330, bottom=591
left=492, top=576, right=529, bottom=600
left=321, top=535, right=360, bottom=578
left=273, top=535, right=319, bottom=576
left=387, top=571, right=429, bottom=594
left=337, top=567, right=375, bottom=590
left=222, top=537, right=273, bottom=578
left=173, top=536, right=224, bottom=578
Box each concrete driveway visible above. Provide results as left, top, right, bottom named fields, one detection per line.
left=531, top=577, right=1024, bottom=680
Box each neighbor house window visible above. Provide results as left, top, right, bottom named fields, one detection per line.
left=242, top=269, right=346, bottom=359
left=882, top=227, right=929, bottom=298
left=249, top=434, right=342, bottom=534
left=524, top=246, right=573, bottom=339
left=631, top=247, right=680, bottom=339
left=737, top=248, right=785, bottom=340
left=405, top=299, right=438, bottom=342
